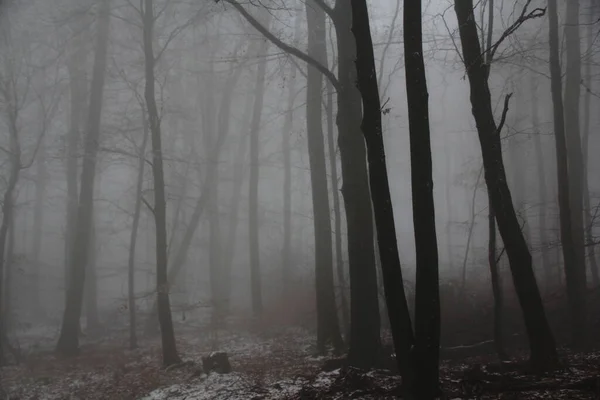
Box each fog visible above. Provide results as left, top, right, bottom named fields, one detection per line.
left=0, top=0, right=598, bottom=398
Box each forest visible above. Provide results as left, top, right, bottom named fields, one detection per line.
left=0, top=0, right=598, bottom=398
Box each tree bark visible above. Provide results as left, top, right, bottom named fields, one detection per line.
left=326, top=79, right=349, bottom=338
left=247, top=11, right=271, bottom=318
left=581, top=5, right=599, bottom=287
left=454, top=0, right=558, bottom=370
left=549, top=0, right=587, bottom=349
left=530, top=77, right=551, bottom=290
left=142, top=0, right=180, bottom=367
left=403, top=0, right=441, bottom=394
left=332, top=0, right=381, bottom=368
left=306, top=0, right=343, bottom=354
left=127, top=108, right=149, bottom=350
left=57, top=0, right=111, bottom=356
left=31, top=135, right=46, bottom=317
left=350, top=0, right=414, bottom=379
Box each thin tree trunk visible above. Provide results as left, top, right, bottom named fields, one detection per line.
left=57, top=0, right=111, bottom=356
left=350, top=0, right=414, bottom=380
left=3, top=206, right=15, bottom=337
left=31, top=135, right=46, bottom=317
left=549, top=0, right=587, bottom=349
left=306, top=0, right=343, bottom=354
left=222, top=97, right=252, bottom=313
left=403, top=0, right=441, bottom=394
left=85, top=207, right=99, bottom=333
left=454, top=0, right=558, bottom=369
left=127, top=108, right=149, bottom=349
left=483, top=0, right=506, bottom=362
left=142, top=0, right=180, bottom=367
left=530, top=77, right=552, bottom=290
left=65, top=30, right=87, bottom=296
left=282, top=9, right=301, bottom=298
left=326, top=80, right=349, bottom=338
left=247, top=12, right=271, bottom=317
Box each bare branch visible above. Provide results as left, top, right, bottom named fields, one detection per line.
left=495, top=93, right=512, bottom=136
left=217, top=0, right=340, bottom=91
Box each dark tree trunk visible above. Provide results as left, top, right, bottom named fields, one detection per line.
left=332, top=0, right=381, bottom=368
left=488, top=197, right=506, bottom=360
left=582, top=6, right=599, bottom=287
left=57, top=0, right=111, bottom=356
left=247, top=14, right=271, bottom=317
left=548, top=0, right=587, bottom=349
left=403, top=0, right=441, bottom=395
left=306, top=0, right=343, bottom=354
left=127, top=108, right=149, bottom=349
left=454, top=0, right=558, bottom=369
left=142, top=0, right=180, bottom=367
left=350, top=0, right=414, bottom=379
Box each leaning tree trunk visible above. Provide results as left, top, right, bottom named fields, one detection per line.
left=127, top=108, right=149, bottom=349
left=403, top=0, right=441, bottom=395
left=454, top=0, right=558, bottom=370
left=84, top=206, right=99, bottom=333
left=332, top=0, right=382, bottom=368
left=57, top=0, right=111, bottom=356
left=350, top=0, right=414, bottom=379
left=142, top=0, right=180, bottom=367
left=306, top=0, right=343, bottom=354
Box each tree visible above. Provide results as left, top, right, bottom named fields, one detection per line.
left=126, top=104, right=149, bottom=349
left=350, top=0, right=413, bottom=380
left=141, top=0, right=180, bottom=367
left=403, top=0, right=440, bottom=395
left=57, top=0, right=111, bottom=356
left=454, top=0, right=558, bottom=370
left=306, top=0, right=343, bottom=353
left=548, top=0, right=587, bottom=348
left=247, top=10, right=271, bottom=317
left=220, top=0, right=382, bottom=368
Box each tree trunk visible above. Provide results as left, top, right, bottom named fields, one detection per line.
left=454, top=0, right=558, bottom=370
left=350, top=0, right=414, bottom=379
left=306, top=0, right=343, bottom=354
left=549, top=0, right=587, bottom=349
left=31, top=135, right=46, bottom=317
left=282, top=9, right=301, bottom=299
left=488, top=196, right=506, bottom=360
left=403, top=0, right=441, bottom=394
left=247, top=12, right=271, bottom=318
left=332, top=0, right=381, bottom=368
left=581, top=6, right=599, bottom=287
left=127, top=108, right=149, bottom=350
left=57, top=0, right=111, bottom=356
left=85, top=207, right=99, bottom=333
left=142, top=0, right=180, bottom=367
left=65, top=27, right=87, bottom=297
left=530, top=77, right=552, bottom=290
left=326, top=80, right=349, bottom=338
left=222, top=97, right=252, bottom=313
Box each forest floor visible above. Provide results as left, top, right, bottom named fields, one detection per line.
left=1, top=320, right=600, bottom=399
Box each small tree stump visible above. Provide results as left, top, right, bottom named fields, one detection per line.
left=202, top=351, right=231, bottom=374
